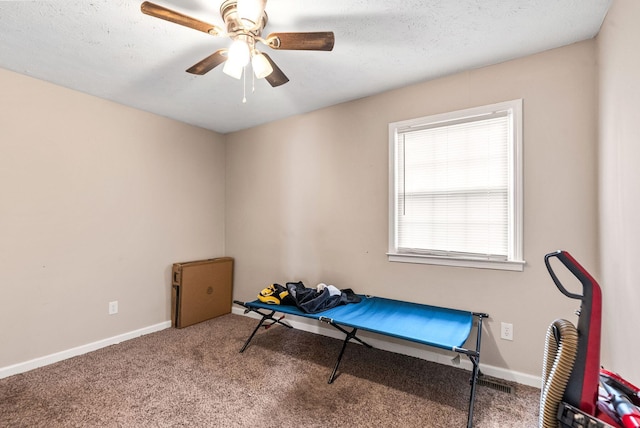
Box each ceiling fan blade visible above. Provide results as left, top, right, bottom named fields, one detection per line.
left=266, top=32, right=335, bottom=51
left=141, top=1, right=221, bottom=36
left=261, top=53, right=289, bottom=87
left=186, top=50, right=228, bottom=75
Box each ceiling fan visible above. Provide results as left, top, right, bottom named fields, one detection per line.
left=141, top=0, right=335, bottom=87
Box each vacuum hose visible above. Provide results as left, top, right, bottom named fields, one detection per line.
left=539, top=319, right=579, bottom=428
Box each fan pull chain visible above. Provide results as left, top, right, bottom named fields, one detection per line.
left=252, top=64, right=256, bottom=94
left=242, top=66, right=247, bottom=104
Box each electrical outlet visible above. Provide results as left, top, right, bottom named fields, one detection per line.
left=501, top=322, right=513, bottom=341
left=108, top=301, right=118, bottom=315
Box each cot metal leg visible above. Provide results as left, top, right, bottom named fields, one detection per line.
left=463, top=312, right=488, bottom=428
left=467, top=354, right=480, bottom=428
left=239, top=315, right=268, bottom=353
left=328, top=328, right=356, bottom=384
left=234, top=300, right=293, bottom=353
left=320, top=319, right=373, bottom=384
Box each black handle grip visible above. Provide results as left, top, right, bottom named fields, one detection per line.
left=544, top=250, right=584, bottom=300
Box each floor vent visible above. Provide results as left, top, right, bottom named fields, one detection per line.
left=477, top=378, right=513, bottom=394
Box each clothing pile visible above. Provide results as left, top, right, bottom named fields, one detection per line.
left=258, top=281, right=361, bottom=314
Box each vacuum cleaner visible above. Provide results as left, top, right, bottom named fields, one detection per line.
left=539, top=250, right=640, bottom=428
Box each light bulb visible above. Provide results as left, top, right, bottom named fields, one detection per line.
left=251, top=52, right=273, bottom=79
left=227, top=39, right=250, bottom=67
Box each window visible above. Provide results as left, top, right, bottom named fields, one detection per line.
left=388, top=99, right=524, bottom=271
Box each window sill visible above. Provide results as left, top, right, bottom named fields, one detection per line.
left=387, top=252, right=525, bottom=271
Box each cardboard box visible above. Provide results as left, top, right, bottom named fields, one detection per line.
left=171, top=257, right=234, bottom=328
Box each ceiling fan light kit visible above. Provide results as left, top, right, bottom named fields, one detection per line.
left=140, top=0, right=335, bottom=90
left=222, top=57, right=244, bottom=80
left=251, top=53, right=273, bottom=79
left=227, top=37, right=251, bottom=67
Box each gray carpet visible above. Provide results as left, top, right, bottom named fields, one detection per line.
left=0, top=314, right=540, bottom=427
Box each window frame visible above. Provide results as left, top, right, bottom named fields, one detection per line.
left=387, top=99, right=525, bottom=271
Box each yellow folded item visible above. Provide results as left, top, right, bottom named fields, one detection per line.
left=258, top=284, right=290, bottom=304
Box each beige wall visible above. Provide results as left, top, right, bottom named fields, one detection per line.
left=598, top=0, right=640, bottom=385
left=226, top=41, right=599, bottom=379
left=2, top=28, right=613, bottom=383
left=0, top=68, right=226, bottom=368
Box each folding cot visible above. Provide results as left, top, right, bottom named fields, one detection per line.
left=234, top=295, right=488, bottom=428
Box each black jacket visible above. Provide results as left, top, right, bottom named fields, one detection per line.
left=285, top=281, right=361, bottom=314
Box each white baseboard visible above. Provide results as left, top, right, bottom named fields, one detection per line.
left=232, top=306, right=541, bottom=388
left=0, top=321, right=172, bottom=380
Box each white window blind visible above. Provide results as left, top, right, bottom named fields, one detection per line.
left=388, top=100, right=524, bottom=270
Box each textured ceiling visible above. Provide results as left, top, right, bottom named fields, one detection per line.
left=0, top=0, right=611, bottom=134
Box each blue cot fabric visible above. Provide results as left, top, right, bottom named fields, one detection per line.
left=245, top=296, right=473, bottom=351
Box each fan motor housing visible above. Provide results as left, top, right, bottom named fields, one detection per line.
left=220, top=0, right=268, bottom=37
